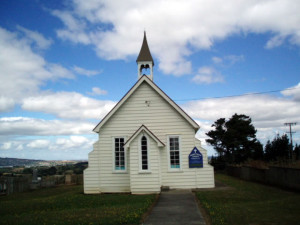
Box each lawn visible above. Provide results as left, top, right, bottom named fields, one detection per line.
left=0, top=185, right=156, bottom=225
left=196, top=173, right=300, bottom=225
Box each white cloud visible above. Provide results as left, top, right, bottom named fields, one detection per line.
left=51, top=10, right=91, bottom=45
left=73, top=66, right=101, bottom=76
left=0, top=117, right=94, bottom=136
left=0, top=97, right=15, bottom=112
left=212, top=55, right=244, bottom=66
left=194, top=119, right=213, bottom=141
left=21, top=92, right=115, bottom=120
left=224, top=55, right=244, bottom=65
left=212, top=57, right=223, bottom=64
left=265, top=35, right=285, bottom=49
left=87, top=87, right=107, bottom=96
left=183, top=94, right=299, bottom=125
left=51, top=0, right=300, bottom=76
left=16, top=25, right=53, bottom=50
left=184, top=84, right=300, bottom=155
left=27, top=140, right=50, bottom=149
left=192, top=67, right=224, bottom=84
left=182, top=86, right=300, bottom=145
left=0, top=25, right=111, bottom=130
left=0, top=141, right=24, bottom=152
left=46, top=64, right=74, bottom=80
left=281, top=83, right=300, bottom=101
left=1, top=142, right=12, bottom=150
left=0, top=27, right=74, bottom=107
left=53, top=136, right=90, bottom=150
left=0, top=136, right=96, bottom=160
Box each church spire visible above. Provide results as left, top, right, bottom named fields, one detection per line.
left=136, top=32, right=154, bottom=80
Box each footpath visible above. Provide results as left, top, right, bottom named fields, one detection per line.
left=143, top=189, right=206, bottom=225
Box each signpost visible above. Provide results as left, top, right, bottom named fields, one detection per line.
left=189, top=147, right=203, bottom=168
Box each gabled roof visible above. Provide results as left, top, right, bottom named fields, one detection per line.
left=136, top=32, right=154, bottom=65
left=93, top=75, right=200, bottom=132
left=124, top=125, right=165, bottom=149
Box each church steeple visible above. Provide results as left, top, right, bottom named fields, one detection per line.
left=136, top=32, right=154, bottom=80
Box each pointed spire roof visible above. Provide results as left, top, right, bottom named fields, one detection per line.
left=136, top=32, right=154, bottom=65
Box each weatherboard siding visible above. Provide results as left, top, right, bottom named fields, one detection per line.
left=84, top=80, right=214, bottom=193
left=195, top=143, right=215, bottom=188
left=84, top=141, right=100, bottom=194
left=129, top=134, right=161, bottom=194
left=98, top=136, right=130, bottom=193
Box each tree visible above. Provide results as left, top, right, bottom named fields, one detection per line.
left=205, top=118, right=227, bottom=156
left=264, top=134, right=290, bottom=161
left=210, top=155, right=226, bottom=170
left=22, top=168, right=33, bottom=174
left=48, top=166, right=57, bottom=175
left=38, top=166, right=57, bottom=176
left=73, top=162, right=88, bottom=174
left=206, top=114, right=263, bottom=164
left=294, top=144, right=300, bottom=160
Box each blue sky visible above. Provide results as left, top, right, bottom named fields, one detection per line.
left=0, top=0, right=299, bottom=160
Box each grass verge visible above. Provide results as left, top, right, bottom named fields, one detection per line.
left=196, top=173, right=300, bottom=225
left=0, top=185, right=156, bottom=225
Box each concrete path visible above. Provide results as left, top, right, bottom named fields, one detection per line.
left=143, top=189, right=206, bottom=225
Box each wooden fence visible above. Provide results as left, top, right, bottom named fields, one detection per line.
left=0, top=174, right=83, bottom=195
left=226, top=165, right=300, bottom=191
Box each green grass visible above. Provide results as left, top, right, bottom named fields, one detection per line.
left=0, top=185, right=156, bottom=225
left=196, top=173, right=300, bottom=225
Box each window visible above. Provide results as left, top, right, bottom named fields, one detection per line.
left=114, top=137, right=125, bottom=171
left=169, top=136, right=180, bottom=169
left=141, top=136, right=148, bottom=170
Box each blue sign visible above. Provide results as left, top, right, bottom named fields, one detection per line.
left=189, top=147, right=203, bottom=168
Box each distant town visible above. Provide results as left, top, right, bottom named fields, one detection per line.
left=0, top=157, right=88, bottom=196
left=0, top=157, right=87, bottom=168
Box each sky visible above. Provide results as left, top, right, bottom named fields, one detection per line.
left=0, top=0, right=299, bottom=160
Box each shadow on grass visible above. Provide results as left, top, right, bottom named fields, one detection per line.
left=196, top=173, right=300, bottom=225
left=0, top=185, right=157, bottom=225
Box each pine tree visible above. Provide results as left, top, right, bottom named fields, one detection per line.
left=206, top=114, right=262, bottom=164
left=294, top=144, right=300, bottom=160
left=264, top=134, right=290, bottom=162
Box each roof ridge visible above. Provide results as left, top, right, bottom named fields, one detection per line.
left=93, top=75, right=200, bottom=133
left=124, top=124, right=165, bottom=148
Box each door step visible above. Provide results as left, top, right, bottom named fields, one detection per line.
left=161, top=186, right=170, bottom=191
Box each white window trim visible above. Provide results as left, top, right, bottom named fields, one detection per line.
left=112, top=136, right=127, bottom=173
left=167, top=135, right=182, bottom=172
left=139, top=133, right=151, bottom=173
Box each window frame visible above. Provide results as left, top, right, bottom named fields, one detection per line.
left=167, top=135, right=182, bottom=171
left=112, top=136, right=127, bottom=173
left=139, top=134, right=151, bottom=173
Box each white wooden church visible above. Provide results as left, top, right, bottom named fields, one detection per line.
left=84, top=33, right=214, bottom=194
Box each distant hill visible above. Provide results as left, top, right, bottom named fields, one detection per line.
left=0, top=157, right=44, bottom=167
left=0, top=157, right=88, bottom=168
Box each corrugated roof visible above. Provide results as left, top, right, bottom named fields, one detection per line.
left=136, top=32, right=154, bottom=65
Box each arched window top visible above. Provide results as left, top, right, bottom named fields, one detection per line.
left=140, top=64, right=151, bottom=76
left=141, top=135, right=147, bottom=143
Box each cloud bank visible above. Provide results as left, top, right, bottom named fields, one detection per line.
left=52, top=0, right=300, bottom=76
left=182, top=85, right=300, bottom=147
left=0, top=26, right=115, bottom=159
